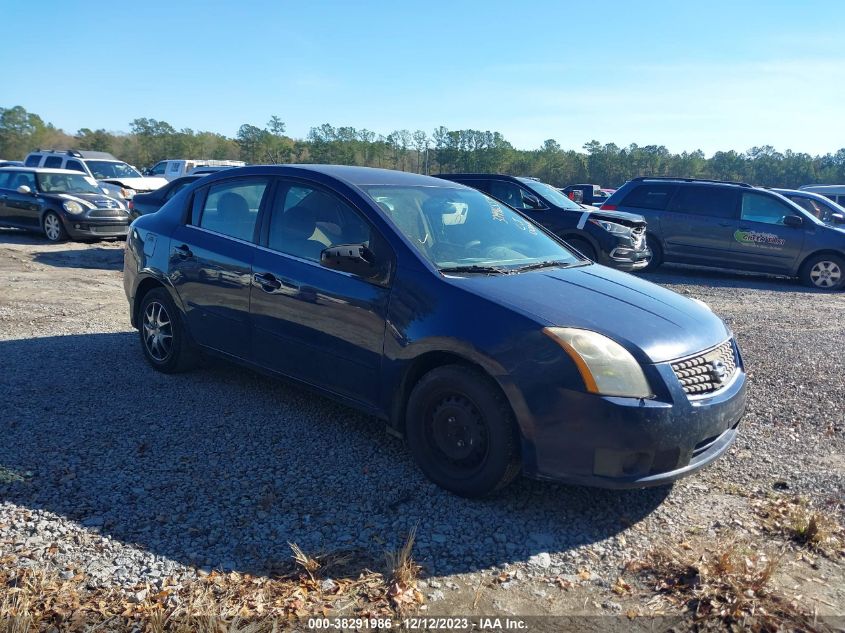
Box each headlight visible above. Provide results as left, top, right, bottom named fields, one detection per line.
left=543, top=327, right=652, bottom=398
left=62, top=200, right=85, bottom=214
left=588, top=219, right=632, bottom=235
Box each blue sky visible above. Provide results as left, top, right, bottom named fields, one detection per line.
left=4, top=0, right=844, bottom=155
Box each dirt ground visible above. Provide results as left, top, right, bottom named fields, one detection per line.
left=1, top=227, right=843, bottom=631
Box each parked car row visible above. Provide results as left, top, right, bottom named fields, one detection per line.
left=601, top=177, right=845, bottom=289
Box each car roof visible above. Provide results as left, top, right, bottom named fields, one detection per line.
left=28, top=149, right=118, bottom=160
left=773, top=188, right=839, bottom=201
left=205, top=164, right=466, bottom=188
left=0, top=166, right=93, bottom=175
left=626, top=176, right=753, bottom=188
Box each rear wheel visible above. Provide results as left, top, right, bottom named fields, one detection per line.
left=565, top=237, right=597, bottom=262
left=800, top=253, right=844, bottom=290
left=640, top=234, right=663, bottom=272
left=42, top=211, right=67, bottom=242
left=406, top=365, right=521, bottom=497
left=138, top=287, right=197, bottom=372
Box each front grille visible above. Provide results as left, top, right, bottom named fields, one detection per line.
left=89, top=225, right=128, bottom=234
left=671, top=339, right=737, bottom=396
left=88, top=208, right=126, bottom=218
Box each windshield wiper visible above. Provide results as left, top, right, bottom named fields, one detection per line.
left=513, top=260, right=588, bottom=272
left=439, top=264, right=513, bottom=275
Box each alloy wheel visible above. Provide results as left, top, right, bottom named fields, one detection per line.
left=142, top=301, right=174, bottom=362
left=810, top=260, right=842, bottom=288
left=44, top=214, right=62, bottom=241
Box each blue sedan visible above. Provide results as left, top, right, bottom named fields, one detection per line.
left=123, top=165, right=747, bottom=497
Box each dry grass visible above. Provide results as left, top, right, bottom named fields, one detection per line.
left=628, top=538, right=828, bottom=632
left=754, top=496, right=845, bottom=556
left=384, top=527, right=423, bottom=614
left=0, top=539, right=422, bottom=632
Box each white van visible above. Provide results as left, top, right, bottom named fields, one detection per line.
left=147, top=159, right=246, bottom=181
left=799, top=185, right=845, bottom=206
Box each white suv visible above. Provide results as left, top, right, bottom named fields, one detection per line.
left=24, top=150, right=168, bottom=200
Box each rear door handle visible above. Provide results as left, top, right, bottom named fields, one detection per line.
left=253, top=272, right=283, bottom=292
left=174, top=244, right=193, bottom=258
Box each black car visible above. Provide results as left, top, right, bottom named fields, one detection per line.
left=436, top=174, right=651, bottom=271
left=0, top=167, right=130, bottom=241
left=124, top=165, right=746, bottom=497
left=129, top=175, right=204, bottom=220
left=603, top=177, right=845, bottom=289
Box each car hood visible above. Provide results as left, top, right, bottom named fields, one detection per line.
left=583, top=208, right=646, bottom=226
left=98, top=176, right=167, bottom=191
left=452, top=264, right=729, bottom=363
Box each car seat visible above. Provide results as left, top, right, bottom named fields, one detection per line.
left=216, top=192, right=255, bottom=241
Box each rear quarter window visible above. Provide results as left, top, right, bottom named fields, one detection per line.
left=620, top=184, right=677, bottom=210
left=24, top=155, right=42, bottom=167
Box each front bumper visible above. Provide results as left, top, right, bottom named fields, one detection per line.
left=63, top=215, right=130, bottom=239
left=523, top=362, right=747, bottom=488
left=599, top=232, right=651, bottom=271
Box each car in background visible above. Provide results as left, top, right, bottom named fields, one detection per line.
left=24, top=150, right=168, bottom=201
left=798, top=185, right=845, bottom=207
left=773, top=188, right=845, bottom=226
left=436, top=173, right=651, bottom=271
left=146, top=159, right=246, bottom=181
left=0, top=160, right=23, bottom=168
left=0, top=167, right=129, bottom=241
left=561, top=183, right=612, bottom=207
left=188, top=165, right=243, bottom=176
left=128, top=175, right=204, bottom=220
left=603, top=177, right=845, bottom=289
left=124, top=165, right=745, bottom=497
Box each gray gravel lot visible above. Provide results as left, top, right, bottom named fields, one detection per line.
left=0, top=228, right=843, bottom=613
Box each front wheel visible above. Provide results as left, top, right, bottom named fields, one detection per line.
left=42, top=211, right=68, bottom=242
left=138, top=287, right=197, bottom=373
left=406, top=365, right=521, bottom=497
left=640, top=234, right=663, bottom=272
left=565, top=237, right=597, bottom=262
left=800, top=253, right=844, bottom=290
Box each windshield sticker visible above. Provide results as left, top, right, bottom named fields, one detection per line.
left=491, top=204, right=506, bottom=223
left=733, top=229, right=785, bottom=247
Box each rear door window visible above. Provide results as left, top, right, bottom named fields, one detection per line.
left=667, top=186, right=739, bottom=219
left=620, top=183, right=677, bottom=210
left=197, top=179, right=269, bottom=241
left=740, top=193, right=796, bottom=226
left=43, top=156, right=63, bottom=168
left=66, top=160, right=85, bottom=172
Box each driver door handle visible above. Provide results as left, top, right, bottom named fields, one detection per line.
left=253, top=272, right=283, bottom=292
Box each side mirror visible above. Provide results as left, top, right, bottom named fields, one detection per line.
left=321, top=243, right=377, bottom=278
left=783, top=215, right=803, bottom=228
left=522, top=193, right=543, bottom=209
left=16, top=185, right=32, bottom=195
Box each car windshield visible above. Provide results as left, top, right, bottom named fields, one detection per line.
left=361, top=185, right=582, bottom=272
left=85, top=160, right=142, bottom=179
left=37, top=173, right=102, bottom=194
left=517, top=178, right=585, bottom=210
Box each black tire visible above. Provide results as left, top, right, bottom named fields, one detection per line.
left=42, top=211, right=68, bottom=242
left=565, top=237, right=597, bottom=262
left=406, top=365, right=521, bottom=498
left=799, top=253, right=845, bottom=290
left=640, top=234, right=663, bottom=272
left=138, top=287, right=197, bottom=373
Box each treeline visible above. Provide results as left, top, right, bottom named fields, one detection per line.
left=2, top=105, right=844, bottom=188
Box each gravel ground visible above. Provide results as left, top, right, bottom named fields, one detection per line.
left=0, top=228, right=843, bottom=618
